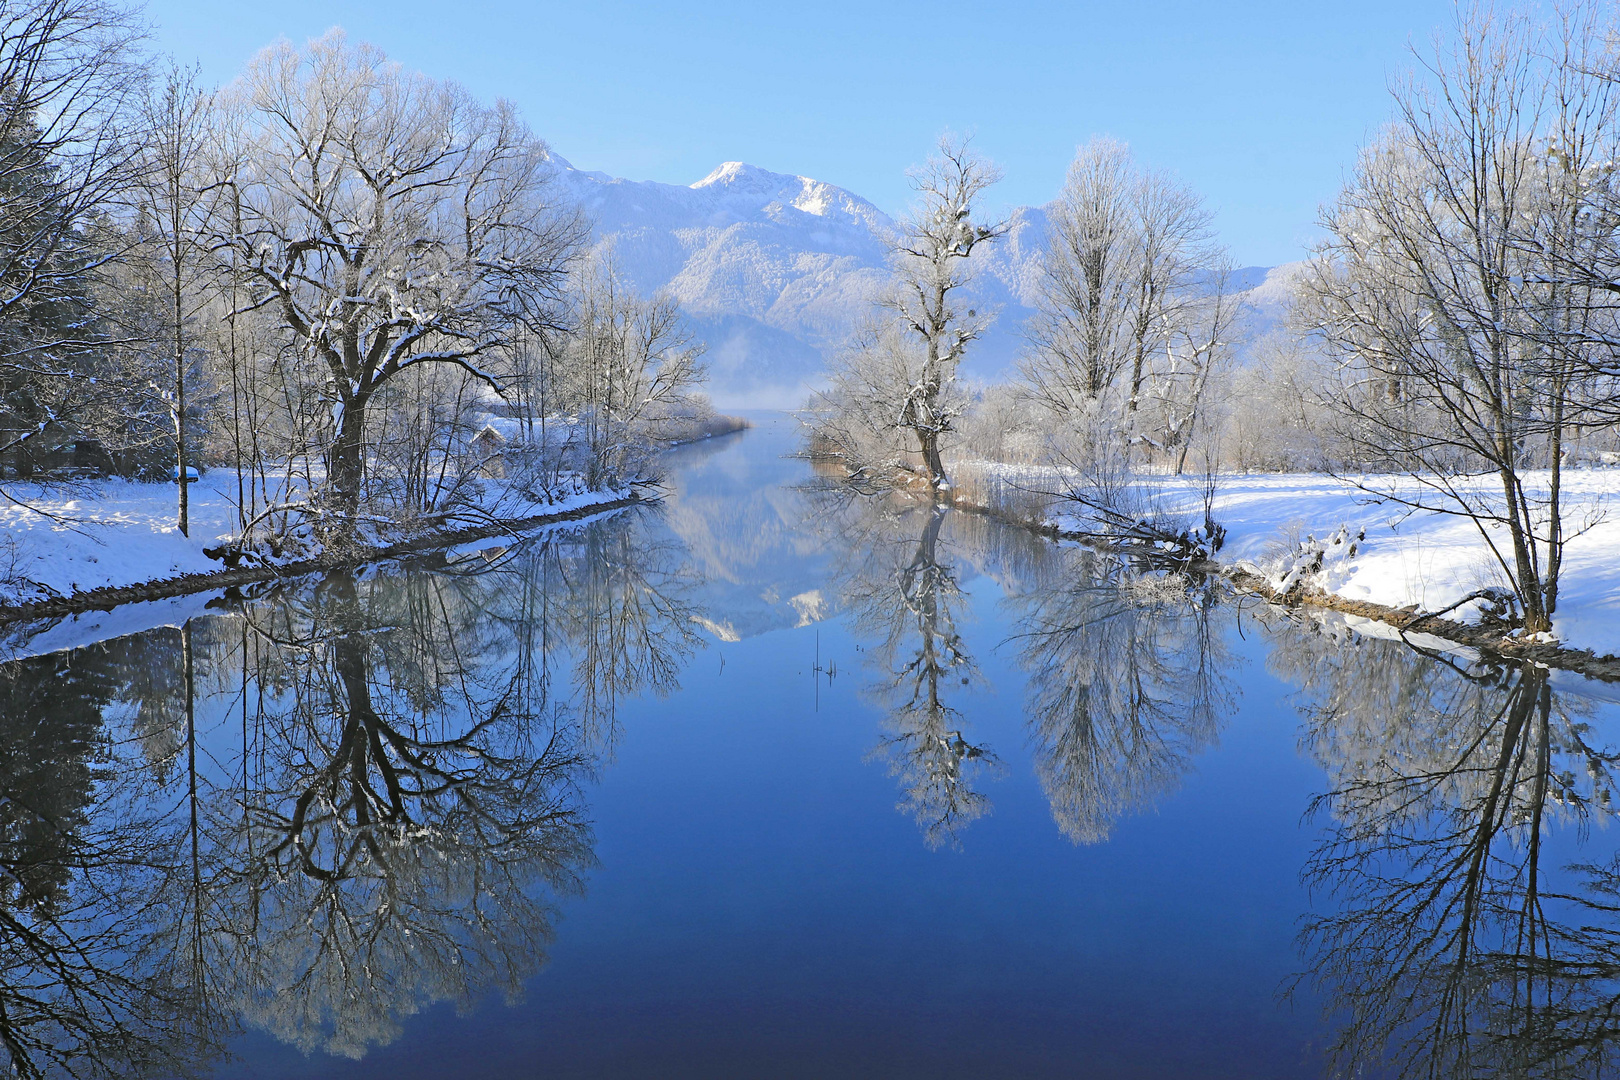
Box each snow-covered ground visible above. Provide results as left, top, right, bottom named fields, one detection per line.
left=0, top=473, right=631, bottom=606
left=0, top=477, right=240, bottom=601
left=1203, top=471, right=1619, bottom=657
left=961, top=461, right=1620, bottom=659
left=7, top=458, right=1614, bottom=661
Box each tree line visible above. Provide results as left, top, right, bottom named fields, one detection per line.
left=809, top=2, right=1620, bottom=638
left=0, top=2, right=713, bottom=556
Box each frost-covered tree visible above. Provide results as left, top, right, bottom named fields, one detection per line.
left=811, top=135, right=1005, bottom=495
left=1024, top=137, right=1137, bottom=408
left=207, top=32, right=584, bottom=534
left=551, top=253, right=707, bottom=484
left=888, top=137, right=1006, bottom=493
left=1022, top=137, right=1216, bottom=449
left=1298, top=3, right=1620, bottom=635
left=1145, top=259, right=1244, bottom=473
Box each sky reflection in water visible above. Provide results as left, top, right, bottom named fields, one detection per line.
left=3, top=414, right=1620, bottom=1079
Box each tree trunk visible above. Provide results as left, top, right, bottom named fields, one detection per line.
left=330, top=395, right=369, bottom=532
left=175, top=275, right=188, bottom=537
left=918, top=427, right=948, bottom=496
left=1498, top=462, right=1548, bottom=633
left=1544, top=380, right=1565, bottom=621
left=183, top=619, right=202, bottom=973
left=1127, top=337, right=1146, bottom=415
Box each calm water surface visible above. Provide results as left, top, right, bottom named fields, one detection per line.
left=4, top=414, right=1620, bottom=1079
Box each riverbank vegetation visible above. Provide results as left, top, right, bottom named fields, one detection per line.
left=807, top=1, right=1620, bottom=646
left=0, top=2, right=729, bottom=578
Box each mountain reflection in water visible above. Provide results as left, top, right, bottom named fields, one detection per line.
left=0, top=416, right=1619, bottom=1078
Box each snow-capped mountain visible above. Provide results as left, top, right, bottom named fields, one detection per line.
left=551, top=154, right=1295, bottom=406
left=552, top=157, right=888, bottom=406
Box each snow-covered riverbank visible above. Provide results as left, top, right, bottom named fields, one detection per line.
left=0, top=474, right=631, bottom=606
left=1202, top=473, right=1618, bottom=658
left=958, top=461, right=1620, bottom=660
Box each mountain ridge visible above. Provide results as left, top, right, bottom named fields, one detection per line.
left=550, top=154, right=1292, bottom=407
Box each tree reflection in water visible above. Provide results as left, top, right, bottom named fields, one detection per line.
left=1273, top=619, right=1620, bottom=1078
left=816, top=482, right=1239, bottom=851
left=0, top=511, right=703, bottom=1075
left=204, top=568, right=597, bottom=1059
left=820, top=492, right=1000, bottom=849
left=0, top=640, right=219, bottom=1078
left=1009, top=550, right=1237, bottom=844
left=18, top=487, right=1620, bottom=1078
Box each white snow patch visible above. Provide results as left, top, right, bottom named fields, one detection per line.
left=957, top=459, right=1620, bottom=660
left=1174, top=471, right=1619, bottom=658
left=0, top=474, right=633, bottom=608
left=0, top=477, right=241, bottom=600
left=1193, top=471, right=1619, bottom=657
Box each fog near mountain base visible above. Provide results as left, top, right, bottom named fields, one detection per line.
left=552, top=153, right=1293, bottom=407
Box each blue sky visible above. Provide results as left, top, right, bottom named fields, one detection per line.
left=141, top=0, right=1457, bottom=267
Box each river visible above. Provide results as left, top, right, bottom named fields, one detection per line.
left=3, top=412, right=1619, bottom=1079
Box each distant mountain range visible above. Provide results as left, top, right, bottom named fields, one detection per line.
left=552, top=156, right=1299, bottom=408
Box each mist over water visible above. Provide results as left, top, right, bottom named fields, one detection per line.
left=4, top=414, right=1620, bottom=1079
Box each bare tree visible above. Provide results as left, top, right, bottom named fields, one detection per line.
left=805, top=320, right=935, bottom=487
left=555, top=252, right=707, bottom=484
left=1298, top=5, right=1620, bottom=634
left=811, top=135, right=1005, bottom=496
left=1148, top=259, right=1244, bottom=474
left=1492, top=4, right=1620, bottom=439
left=133, top=62, right=212, bottom=534
left=207, top=31, right=584, bottom=535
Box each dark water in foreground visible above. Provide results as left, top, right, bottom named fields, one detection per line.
left=4, top=414, right=1620, bottom=1079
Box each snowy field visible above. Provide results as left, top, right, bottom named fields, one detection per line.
left=960, top=461, right=1620, bottom=660
left=1203, top=472, right=1619, bottom=658
left=0, top=476, right=244, bottom=601
left=0, top=473, right=630, bottom=606
left=5, top=462, right=1615, bottom=662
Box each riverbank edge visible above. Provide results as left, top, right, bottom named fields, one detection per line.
left=947, top=497, right=1620, bottom=683
left=0, top=492, right=644, bottom=625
